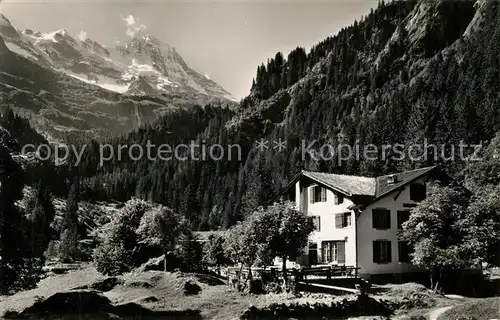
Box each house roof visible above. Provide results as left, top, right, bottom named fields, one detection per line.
left=374, top=166, right=436, bottom=199
left=286, top=166, right=438, bottom=200
left=302, top=171, right=376, bottom=196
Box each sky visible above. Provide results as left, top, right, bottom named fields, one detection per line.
left=0, top=0, right=378, bottom=99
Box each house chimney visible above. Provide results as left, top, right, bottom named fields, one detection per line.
left=296, top=163, right=305, bottom=173
left=387, top=174, right=398, bottom=185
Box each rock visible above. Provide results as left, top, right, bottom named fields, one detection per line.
left=138, top=255, right=165, bottom=272
left=137, top=253, right=180, bottom=272
left=134, top=296, right=159, bottom=303
left=183, top=280, right=202, bottom=295
left=124, top=280, right=154, bottom=289
left=71, top=277, right=123, bottom=292
left=91, top=277, right=124, bottom=292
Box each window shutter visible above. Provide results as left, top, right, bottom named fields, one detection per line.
left=372, top=211, right=378, bottom=229
left=310, top=187, right=314, bottom=204
left=373, top=241, right=380, bottom=263
left=335, top=213, right=343, bottom=228
left=346, top=212, right=352, bottom=227
left=334, top=193, right=339, bottom=205
left=337, top=242, right=345, bottom=264
left=397, top=211, right=410, bottom=229
left=386, top=241, right=392, bottom=263
left=312, top=216, right=321, bottom=231
left=321, top=187, right=327, bottom=202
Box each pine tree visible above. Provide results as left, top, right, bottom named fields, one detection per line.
left=26, top=181, right=56, bottom=258
left=59, top=180, right=80, bottom=262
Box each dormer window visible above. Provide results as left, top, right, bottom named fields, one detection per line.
left=387, top=174, right=398, bottom=185
left=310, top=185, right=327, bottom=203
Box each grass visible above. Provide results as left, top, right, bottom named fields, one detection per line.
left=1, top=264, right=479, bottom=320
left=437, top=297, right=500, bottom=320
left=0, top=265, right=333, bottom=319
left=0, top=263, right=104, bottom=316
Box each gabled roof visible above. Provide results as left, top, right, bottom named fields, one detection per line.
left=302, top=171, right=375, bottom=197
left=280, top=166, right=438, bottom=202
left=374, top=166, right=436, bottom=199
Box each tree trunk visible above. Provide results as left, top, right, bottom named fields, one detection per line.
left=429, top=270, right=434, bottom=290
left=433, top=268, right=442, bottom=293
left=282, top=256, right=288, bottom=285
left=163, top=249, right=167, bottom=272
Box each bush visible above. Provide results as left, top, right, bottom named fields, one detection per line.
left=93, top=242, right=131, bottom=276
left=92, top=198, right=151, bottom=275
left=175, top=230, right=204, bottom=272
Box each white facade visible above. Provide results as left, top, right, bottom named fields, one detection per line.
left=356, top=177, right=427, bottom=277
left=295, top=181, right=357, bottom=268
left=294, top=175, right=428, bottom=277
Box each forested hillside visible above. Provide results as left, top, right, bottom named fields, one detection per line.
left=55, top=0, right=500, bottom=229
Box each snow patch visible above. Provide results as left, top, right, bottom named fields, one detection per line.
left=122, top=58, right=176, bottom=90
left=25, top=29, right=68, bottom=44
left=67, top=72, right=129, bottom=93
left=4, top=41, right=38, bottom=60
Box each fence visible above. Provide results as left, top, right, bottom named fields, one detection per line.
left=227, top=265, right=361, bottom=283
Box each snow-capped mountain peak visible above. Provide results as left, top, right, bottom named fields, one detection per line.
left=0, top=15, right=236, bottom=103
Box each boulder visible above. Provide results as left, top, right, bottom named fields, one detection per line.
left=133, top=296, right=159, bottom=303
left=183, top=280, right=202, bottom=295
left=139, top=255, right=165, bottom=272
left=137, top=252, right=181, bottom=272
left=71, top=277, right=123, bottom=292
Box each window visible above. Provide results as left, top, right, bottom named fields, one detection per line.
left=410, top=183, right=426, bottom=202
left=398, top=241, right=412, bottom=263
left=310, top=185, right=327, bottom=203
left=335, top=212, right=351, bottom=228
left=321, top=241, right=345, bottom=264
left=372, top=209, right=391, bottom=229
left=312, top=216, right=321, bottom=231
left=334, top=193, right=344, bottom=205
left=397, top=210, right=411, bottom=229
left=373, top=240, right=392, bottom=264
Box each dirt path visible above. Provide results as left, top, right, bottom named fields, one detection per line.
left=428, top=306, right=453, bottom=320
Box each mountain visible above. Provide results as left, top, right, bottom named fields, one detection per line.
left=60, top=0, right=500, bottom=230
left=0, top=14, right=236, bottom=140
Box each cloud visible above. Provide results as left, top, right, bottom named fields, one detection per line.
left=121, top=14, right=147, bottom=38
left=77, top=30, right=87, bottom=41
left=122, top=14, right=135, bottom=26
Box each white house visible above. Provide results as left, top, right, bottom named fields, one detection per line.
left=279, top=166, right=451, bottom=281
